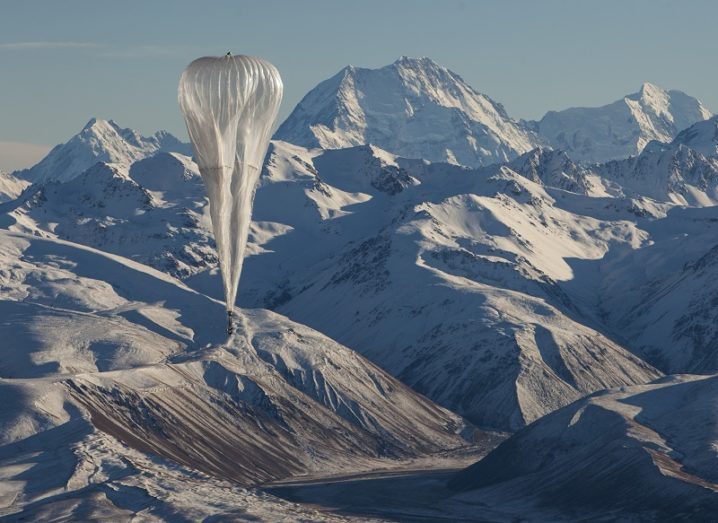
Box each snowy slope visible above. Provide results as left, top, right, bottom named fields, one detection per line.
left=594, top=205, right=718, bottom=374
left=14, top=118, right=190, bottom=183
left=0, top=398, right=352, bottom=521
left=0, top=229, right=471, bottom=519
left=275, top=57, right=543, bottom=167
left=535, top=83, right=713, bottom=163
left=5, top=131, right=662, bottom=433
left=449, top=374, right=718, bottom=520
left=0, top=170, right=29, bottom=203
left=9, top=117, right=718, bottom=435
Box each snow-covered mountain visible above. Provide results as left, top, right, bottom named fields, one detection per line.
left=0, top=228, right=472, bottom=519
left=596, top=142, right=718, bottom=205
left=670, top=115, right=718, bottom=158
left=189, top=140, right=660, bottom=432
left=534, top=82, right=713, bottom=163
left=14, top=117, right=190, bottom=183
left=595, top=204, right=718, bottom=374
left=13, top=117, right=718, bottom=434
left=275, top=56, right=543, bottom=167
left=449, top=374, right=718, bottom=520
left=498, top=147, right=597, bottom=195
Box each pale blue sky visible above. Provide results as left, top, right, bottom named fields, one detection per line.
left=1, top=0, right=716, bottom=170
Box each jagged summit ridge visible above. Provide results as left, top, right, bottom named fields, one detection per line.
left=275, top=56, right=543, bottom=167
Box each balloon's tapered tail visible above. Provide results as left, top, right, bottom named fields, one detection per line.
left=227, top=309, right=234, bottom=336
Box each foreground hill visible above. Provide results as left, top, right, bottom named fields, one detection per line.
left=0, top=229, right=470, bottom=519
left=449, top=374, right=718, bottom=520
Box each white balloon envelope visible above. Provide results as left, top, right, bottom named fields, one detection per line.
left=178, top=54, right=283, bottom=334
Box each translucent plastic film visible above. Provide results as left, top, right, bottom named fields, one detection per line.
left=178, top=55, right=283, bottom=316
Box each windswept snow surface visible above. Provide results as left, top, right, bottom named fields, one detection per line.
left=535, top=82, right=713, bottom=163
left=0, top=229, right=470, bottom=520
left=275, top=57, right=543, bottom=167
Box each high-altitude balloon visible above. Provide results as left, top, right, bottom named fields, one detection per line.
left=178, top=54, right=283, bottom=334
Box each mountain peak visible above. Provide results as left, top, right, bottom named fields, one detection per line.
left=537, top=83, right=713, bottom=163
left=638, top=81, right=666, bottom=97
left=81, top=117, right=122, bottom=133
left=82, top=116, right=99, bottom=130
left=274, top=58, right=541, bottom=167
left=16, top=119, right=191, bottom=183
left=393, top=55, right=439, bottom=68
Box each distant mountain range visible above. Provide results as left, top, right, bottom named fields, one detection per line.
left=276, top=57, right=713, bottom=165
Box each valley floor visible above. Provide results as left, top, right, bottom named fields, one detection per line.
left=266, top=458, right=498, bottom=523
